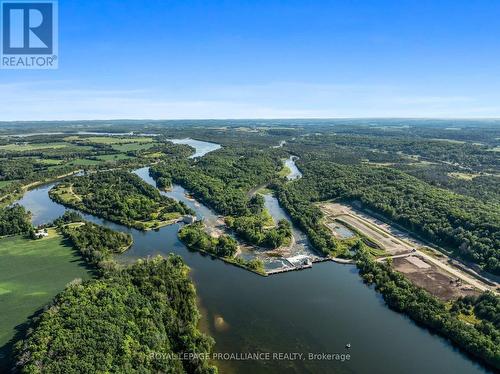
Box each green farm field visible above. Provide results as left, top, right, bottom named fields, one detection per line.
left=0, top=181, right=15, bottom=189
left=0, top=143, right=69, bottom=152
left=111, top=142, right=156, bottom=152
left=82, top=136, right=154, bottom=145
left=0, top=230, right=92, bottom=350
left=95, top=153, right=133, bottom=161
left=68, top=158, right=103, bottom=166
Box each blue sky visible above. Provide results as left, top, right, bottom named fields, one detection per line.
left=1, top=0, right=500, bottom=120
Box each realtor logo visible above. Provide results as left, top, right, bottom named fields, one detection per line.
left=1, top=0, right=58, bottom=69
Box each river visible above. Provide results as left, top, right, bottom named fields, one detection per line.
left=14, top=140, right=488, bottom=374
left=284, top=156, right=303, bottom=180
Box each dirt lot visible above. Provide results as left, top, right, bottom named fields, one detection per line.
left=320, top=202, right=422, bottom=255
left=319, top=201, right=496, bottom=294
left=392, top=256, right=480, bottom=300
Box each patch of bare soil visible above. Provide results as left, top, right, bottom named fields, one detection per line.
left=392, top=256, right=480, bottom=301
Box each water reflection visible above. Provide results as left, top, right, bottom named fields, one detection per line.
left=284, top=156, right=302, bottom=180
left=169, top=138, right=221, bottom=158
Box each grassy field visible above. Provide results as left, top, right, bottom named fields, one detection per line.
left=112, top=143, right=156, bottom=152
left=144, top=152, right=165, bottom=158
left=68, top=158, right=103, bottom=166
left=0, top=180, right=15, bottom=189
left=95, top=153, right=133, bottom=161
left=448, top=172, right=480, bottom=180
left=82, top=136, right=154, bottom=145
left=36, top=158, right=65, bottom=165
left=278, top=165, right=292, bottom=178
left=0, top=143, right=69, bottom=152
left=0, top=230, right=92, bottom=352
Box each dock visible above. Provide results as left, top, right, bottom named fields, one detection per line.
left=266, top=256, right=332, bottom=275
left=267, top=263, right=312, bottom=275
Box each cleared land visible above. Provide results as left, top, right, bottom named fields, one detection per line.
left=0, top=143, right=68, bottom=152
left=0, top=181, right=15, bottom=189
left=320, top=202, right=420, bottom=255
left=95, top=154, right=133, bottom=161
left=111, top=143, right=156, bottom=152
left=68, top=158, right=103, bottom=166
left=0, top=230, right=92, bottom=349
left=320, top=201, right=498, bottom=296
left=392, top=255, right=479, bottom=300
left=80, top=136, right=154, bottom=145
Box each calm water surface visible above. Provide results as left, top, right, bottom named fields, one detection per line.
left=13, top=140, right=490, bottom=374
left=169, top=138, right=222, bottom=158
left=284, top=156, right=303, bottom=180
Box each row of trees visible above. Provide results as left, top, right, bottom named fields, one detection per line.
left=15, top=256, right=217, bottom=374
left=356, top=251, right=500, bottom=370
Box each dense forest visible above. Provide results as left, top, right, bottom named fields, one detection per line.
left=392, top=163, right=500, bottom=204
left=179, top=222, right=265, bottom=274
left=15, top=256, right=217, bottom=374
left=356, top=251, right=500, bottom=370
left=179, top=221, right=238, bottom=257
left=60, top=219, right=133, bottom=271
left=225, top=213, right=292, bottom=249
left=290, top=134, right=498, bottom=171
left=150, top=147, right=293, bottom=248
left=49, top=171, right=193, bottom=230
left=0, top=205, right=32, bottom=236
left=274, top=181, right=338, bottom=255
left=150, top=147, right=283, bottom=216
left=278, top=160, right=500, bottom=274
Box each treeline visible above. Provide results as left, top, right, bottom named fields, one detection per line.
left=274, top=181, right=338, bottom=255
left=287, top=160, right=500, bottom=274
left=356, top=251, right=500, bottom=370
left=0, top=158, right=78, bottom=196
left=0, top=205, right=32, bottom=236
left=59, top=217, right=133, bottom=271
left=50, top=171, right=192, bottom=230
left=15, top=256, right=217, bottom=374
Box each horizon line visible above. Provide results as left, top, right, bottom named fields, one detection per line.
left=1, top=117, right=500, bottom=123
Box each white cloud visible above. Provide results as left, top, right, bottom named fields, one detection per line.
left=0, top=80, right=498, bottom=120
